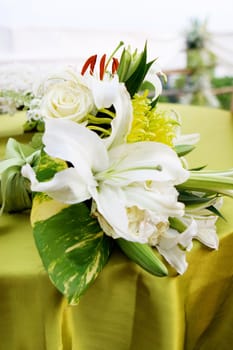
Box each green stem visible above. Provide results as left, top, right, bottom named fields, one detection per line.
left=105, top=41, right=124, bottom=71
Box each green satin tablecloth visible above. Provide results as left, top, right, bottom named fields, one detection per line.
left=0, top=105, right=233, bottom=350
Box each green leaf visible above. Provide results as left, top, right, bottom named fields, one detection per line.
left=178, top=191, right=218, bottom=207
left=29, top=133, right=44, bottom=150
left=178, top=173, right=233, bottom=198
left=0, top=138, right=40, bottom=214
left=32, top=200, right=113, bottom=304
left=188, top=165, right=207, bottom=171
left=206, top=205, right=226, bottom=220
left=23, top=119, right=45, bottom=133
left=0, top=166, right=32, bottom=213
left=3, top=137, right=39, bottom=162
left=150, top=95, right=159, bottom=109
left=125, top=43, right=155, bottom=97
left=174, top=144, right=195, bottom=157
left=116, top=238, right=168, bottom=277
left=35, top=151, right=67, bottom=182
left=140, top=80, right=155, bottom=94
left=31, top=151, right=112, bottom=304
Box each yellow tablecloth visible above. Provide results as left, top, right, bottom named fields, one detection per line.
left=0, top=105, right=233, bottom=350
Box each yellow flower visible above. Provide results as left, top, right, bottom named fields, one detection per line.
left=127, top=91, right=178, bottom=147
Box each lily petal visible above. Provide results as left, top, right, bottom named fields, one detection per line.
left=22, top=164, right=91, bottom=204
left=90, top=74, right=120, bottom=109
left=193, top=215, right=219, bottom=249
left=103, top=141, right=189, bottom=186
left=93, top=184, right=153, bottom=243
left=146, top=72, right=163, bottom=100
left=82, top=71, right=132, bottom=149
left=156, top=220, right=197, bottom=274
left=43, top=119, right=109, bottom=176
left=124, top=183, right=185, bottom=219
left=157, top=244, right=188, bottom=275
left=92, top=184, right=132, bottom=240
left=103, top=84, right=133, bottom=149
left=174, top=133, right=200, bottom=146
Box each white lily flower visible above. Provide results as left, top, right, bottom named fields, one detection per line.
left=182, top=214, right=219, bottom=250
left=22, top=118, right=189, bottom=244
left=154, top=220, right=198, bottom=274
left=83, top=72, right=119, bottom=110
left=194, top=215, right=219, bottom=249
left=81, top=67, right=133, bottom=149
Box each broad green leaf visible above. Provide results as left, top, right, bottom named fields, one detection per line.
left=32, top=199, right=112, bottom=304
left=31, top=151, right=113, bottom=304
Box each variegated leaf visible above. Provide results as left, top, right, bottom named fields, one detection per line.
left=31, top=151, right=113, bottom=304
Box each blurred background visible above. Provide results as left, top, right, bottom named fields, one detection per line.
left=0, top=0, right=232, bottom=111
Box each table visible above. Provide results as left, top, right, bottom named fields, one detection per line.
left=0, top=104, right=233, bottom=350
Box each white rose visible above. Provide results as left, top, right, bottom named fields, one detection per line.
left=40, top=79, right=94, bottom=122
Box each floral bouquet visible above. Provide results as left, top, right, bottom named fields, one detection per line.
left=1, top=42, right=233, bottom=304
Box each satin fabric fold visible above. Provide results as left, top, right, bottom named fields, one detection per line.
left=0, top=105, right=232, bottom=349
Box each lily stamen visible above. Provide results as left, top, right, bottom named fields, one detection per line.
left=99, top=54, right=106, bottom=80
left=112, top=58, right=119, bottom=74
left=81, top=54, right=97, bottom=75
left=81, top=53, right=119, bottom=80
